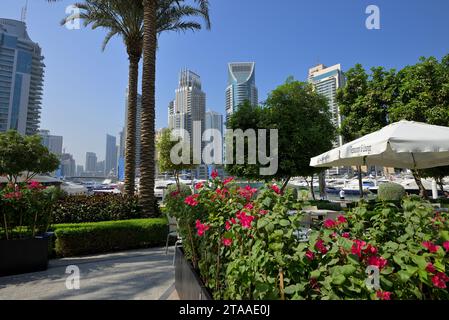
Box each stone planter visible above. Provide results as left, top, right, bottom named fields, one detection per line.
left=174, top=246, right=212, bottom=300
left=0, top=234, right=52, bottom=277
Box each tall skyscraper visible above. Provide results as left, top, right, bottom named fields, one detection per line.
left=308, top=64, right=345, bottom=147
left=76, top=165, right=84, bottom=176
left=124, top=90, right=142, bottom=176
left=105, top=134, right=118, bottom=177
left=0, top=19, right=45, bottom=135
left=85, top=152, right=97, bottom=173
left=205, top=110, right=223, bottom=161
left=168, top=69, right=207, bottom=179
left=39, top=129, right=63, bottom=155
left=225, top=62, right=258, bottom=123
left=60, top=153, right=76, bottom=177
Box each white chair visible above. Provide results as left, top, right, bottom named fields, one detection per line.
left=165, top=214, right=182, bottom=265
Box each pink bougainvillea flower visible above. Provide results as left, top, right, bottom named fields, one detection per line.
left=238, top=185, right=257, bottom=201
left=225, top=220, right=232, bottom=231
left=271, top=184, right=281, bottom=194
left=366, top=256, right=388, bottom=270
left=184, top=194, right=199, bottom=207
left=426, top=263, right=436, bottom=274
left=364, top=244, right=378, bottom=255
left=194, top=182, right=203, bottom=190
left=431, top=273, right=449, bottom=289
left=351, top=239, right=366, bottom=257
left=315, top=239, right=328, bottom=254
left=337, top=215, right=347, bottom=224
left=211, top=170, right=218, bottom=179
left=236, top=211, right=255, bottom=229
left=259, top=209, right=268, bottom=215
left=223, top=177, right=234, bottom=185
left=170, top=191, right=180, bottom=197
left=230, top=217, right=237, bottom=224
left=323, top=219, right=337, bottom=229
left=28, top=180, right=44, bottom=190
left=376, top=290, right=392, bottom=300
left=195, top=220, right=210, bottom=237
left=422, top=241, right=440, bottom=253
left=443, top=241, right=449, bottom=252
left=222, top=237, right=232, bottom=247
left=244, top=203, right=254, bottom=210
left=3, top=192, right=22, bottom=200
left=305, top=250, right=315, bottom=261
left=342, top=232, right=350, bottom=239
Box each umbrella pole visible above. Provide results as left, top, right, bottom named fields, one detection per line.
left=357, top=165, right=363, bottom=199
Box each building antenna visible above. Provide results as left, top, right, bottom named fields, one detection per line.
left=21, top=0, right=28, bottom=22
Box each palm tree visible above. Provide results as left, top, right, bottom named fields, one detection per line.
left=61, top=0, right=209, bottom=199
left=140, top=0, right=210, bottom=216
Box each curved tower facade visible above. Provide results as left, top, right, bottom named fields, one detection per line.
left=225, top=62, right=258, bottom=123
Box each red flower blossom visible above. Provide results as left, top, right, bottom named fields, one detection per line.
left=223, top=177, right=234, bottom=185
left=225, top=220, right=232, bottom=231
left=443, top=241, right=449, bottom=252
left=184, top=194, right=199, bottom=207
left=351, top=239, right=366, bottom=257
left=323, top=219, right=337, bottom=229
left=422, top=241, right=440, bottom=253
left=426, top=263, right=436, bottom=274
left=230, top=217, right=237, bottom=224
left=431, top=272, right=449, bottom=289
left=310, top=278, right=320, bottom=291
left=305, top=250, right=315, bottom=261
left=28, top=180, right=44, bottom=190
left=238, top=185, right=257, bottom=201
left=364, top=244, right=378, bottom=255
left=244, top=203, right=254, bottom=210
left=170, top=191, right=180, bottom=197
left=3, top=192, right=22, bottom=200
left=376, top=290, right=392, bottom=300
left=236, top=211, right=255, bottom=229
left=195, top=220, right=210, bottom=237
left=194, top=182, right=203, bottom=190
left=271, top=184, right=281, bottom=194
left=211, top=170, right=218, bottom=179
left=342, top=232, right=350, bottom=239
left=259, top=209, right=268, bottom=215
left=366, top=256, right=388, bottom=270
left=222, top=237, right=232, bottom=247
left=337, top=215, right=347, bottom=224
left=315, top=239, right=328, bottom=254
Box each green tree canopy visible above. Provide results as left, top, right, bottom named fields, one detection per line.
left=226, top=79, right=336, bottom=188
left=0, top=130, right=60, bottom=184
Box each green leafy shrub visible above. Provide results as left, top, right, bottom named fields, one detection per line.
left=53, top=218, right=168, bottom=257
left=176, top=174, right=449, bottom=300
left=51, top=194, right=154, bottom=224
left=308, top=200, right=342, bottom=211
left=0, top=181, right=60, bottom=240
left=377, top=182, right=406, bottom=202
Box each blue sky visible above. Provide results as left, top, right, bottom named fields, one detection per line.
left=1, top=0, right=449, bottom=165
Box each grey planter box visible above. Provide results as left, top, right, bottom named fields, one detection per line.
left=175, top=246, right=212, bottom=300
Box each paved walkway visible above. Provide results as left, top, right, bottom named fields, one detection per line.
left=0, top=247, right=178, bottom=300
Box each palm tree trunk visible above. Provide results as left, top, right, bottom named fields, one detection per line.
left=140, top=0, right=157, bottom=216
left=124, top=54, right=140, bottom=196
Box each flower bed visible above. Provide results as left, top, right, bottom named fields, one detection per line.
left=166, top=172, right=449, bottom=300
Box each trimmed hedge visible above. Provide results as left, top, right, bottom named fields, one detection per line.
left=51, top=194, right=161, bottom=224
left=378, top=182, right=406, bottom=201
left=52, top=218, right=168, bottom=257
left=307, top=200, right=342, bottom=211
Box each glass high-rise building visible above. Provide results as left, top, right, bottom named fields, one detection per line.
left=308, top=64, right=345, bottom=147
left=105, top=134, right=118, bottom=177
left=225, top=62, right=258, bottom=123
left=85, top=152, right=97, bottom=173
left=39, top=129, right=63, bottom=155
left=0, top=19, right=45, bottom=135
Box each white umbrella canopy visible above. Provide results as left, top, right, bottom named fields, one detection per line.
left=310, top=120, right=449, bottom=169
